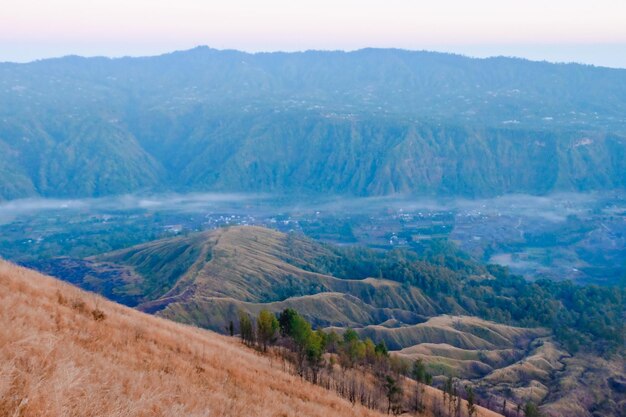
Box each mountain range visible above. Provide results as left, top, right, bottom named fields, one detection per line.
left=1, top=47, right=626, bottom=200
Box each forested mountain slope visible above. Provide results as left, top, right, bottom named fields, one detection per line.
left=1, top=47, right=625, bottom=199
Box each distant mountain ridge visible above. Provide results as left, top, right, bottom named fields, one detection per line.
left=1, top=47, right=626, bottom=199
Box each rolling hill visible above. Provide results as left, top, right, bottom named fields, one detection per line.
left=1, top=260, right=511, bottom=417
left=29, top=226, right=626, bottom=416
left=1, top=47, right=626, bottom=200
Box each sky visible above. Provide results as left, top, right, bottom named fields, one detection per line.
left=2, top=0, right=626, bottom=67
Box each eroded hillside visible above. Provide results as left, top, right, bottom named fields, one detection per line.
left=27, top=226, right=625, bottom=416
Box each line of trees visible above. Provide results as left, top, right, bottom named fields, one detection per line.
left=235, top=307, right=545, bottom=416
left=237, top=307, right=437, bottom=414
left=234, top=307, right=526, bottom=416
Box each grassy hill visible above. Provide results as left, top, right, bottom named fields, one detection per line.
left=87, top=226, right=438, bottom=325
left=29, top=226, right=625, bottom=415
left=0, top=261, right=508, bottom=417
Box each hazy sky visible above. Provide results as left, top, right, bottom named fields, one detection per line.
left=2, top=0, right=626, bottom=67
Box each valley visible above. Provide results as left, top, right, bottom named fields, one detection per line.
left=4, top=191, right=625, bottom=287
left=1, top=46, right=625, bottom=417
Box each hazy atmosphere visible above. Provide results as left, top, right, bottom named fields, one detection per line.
left=1, top=2, right=624, bottom=417
left=2, top=0, right=626, bottom=66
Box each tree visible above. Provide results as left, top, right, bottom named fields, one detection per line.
left=278, top=308, right=298, bottom=336
left=228, top=320, right=234, bottom=337
left=452, top=380, right=460, bottom=417
left=443, top=376, right=460, bottom=417
left=390, top=355, right=410, bottom=376
left=290, top=313, right=314, bottom=375
left=375, top=341, right=389, bottom=357
left=466, top=385, right=477, bottom=417
left=325, top=330, right=341, bottom=353
left=314, top=329, right=328, bottom=352
left=524, top=402, right=542, bottom=417
left=306, top=330, right=325, bottom=383
left=443, top=376, right=452, bottom=413
left=238, top=310, right=254, bottom=346
left=384, top=375, right=403, bottom=415
left=412, top=359, right=427, bottom=383
left=364, top=338, right=377, bottom=365
left=291, top=314, right=313, bottom=350
left=410, top=359, right=431, bottom=414
left=343, top=328, right=359, bottom=343
left=411, top=379, right=426, bottom=413
left=257, top=309, right=279, bottom=351
left=341, top=335, right=366, bottom=368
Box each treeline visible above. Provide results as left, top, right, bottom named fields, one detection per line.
left=233, top=307, right=519, bottom=416
left=290, top=239, right=625, bottom=353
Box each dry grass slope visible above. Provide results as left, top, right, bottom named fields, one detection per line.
left=94, top=226, right=437, bottom=329
left=0, top=261, right=390, bottom=417
left=0, top=261, right=505, bottom=417
left=353, top=315, right=547, bottom=352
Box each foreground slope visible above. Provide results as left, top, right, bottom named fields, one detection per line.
left=0, top=261, right=391, bottom=417
left=0, top=261, right=505, bottom=417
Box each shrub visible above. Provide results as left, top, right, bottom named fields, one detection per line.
left=91, top=308, right=106, bottom=321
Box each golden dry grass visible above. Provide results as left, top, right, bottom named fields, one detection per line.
left=0, top=260, right=391, bottom=417
left=0, top=261, right=504, bottom=417
left=127, top=226, right=437, bottom=320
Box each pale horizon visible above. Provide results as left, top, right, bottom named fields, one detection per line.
left=3, top=43, right=626, bottom=69
left=2, top=0, right=626, bottom=67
